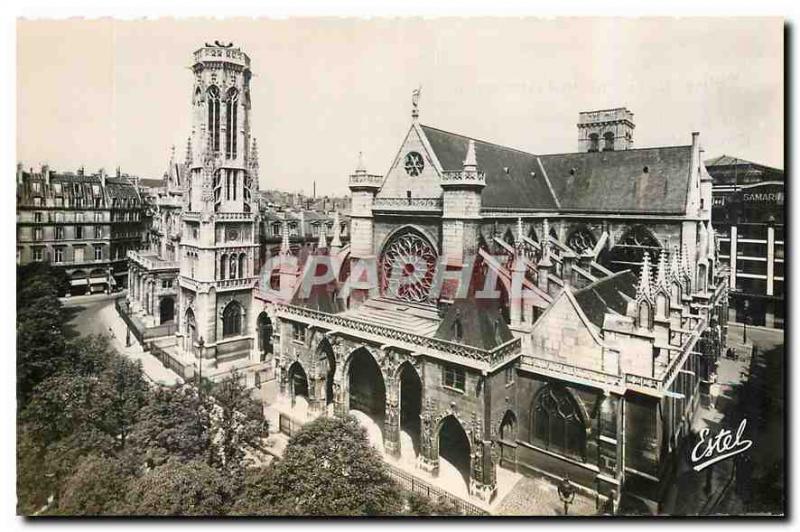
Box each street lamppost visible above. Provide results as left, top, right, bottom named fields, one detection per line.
left=743, top=300, right=750, bottom=345
left=557, top=474, right=576, bottom=516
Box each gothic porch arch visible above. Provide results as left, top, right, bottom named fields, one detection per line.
left=344, top=346, right=387, bottom=433
left=433, top=414, right=473, bottom=488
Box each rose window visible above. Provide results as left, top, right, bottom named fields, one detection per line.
left=380, top=231, right=438, bottom=303
left=404, top=152, right=425, bottom=177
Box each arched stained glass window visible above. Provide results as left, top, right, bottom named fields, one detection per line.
left=530, top=386, right=586, bottom=460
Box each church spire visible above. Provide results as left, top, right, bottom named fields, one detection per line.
left=637, top=252, right=653, bottom=301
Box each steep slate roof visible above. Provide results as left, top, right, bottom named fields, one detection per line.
left=420, top=124, right=693, bottom=214
left=540, top=146, right=692, bottom=214
left=572, top=270, right=637, bottom=328
left=421, top=125, right=559, bottom=211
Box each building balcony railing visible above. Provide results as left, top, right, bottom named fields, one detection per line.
left=275, top=303, right=520, bottom=368
left=441, top=170, right=486, bottom=186
left=520, top=355, right=624, bottom=388
left=179, top=275, right=258, bottom=293
left=216, top=212, right=255, bottom=221
left=127, top=250, right=179, bottom=271
left=372, top=197, right=443, bottom=211
left=348, top=173, right=383, bottom=188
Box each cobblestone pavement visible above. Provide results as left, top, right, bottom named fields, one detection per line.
left=494, top=474, right=597, bottom=516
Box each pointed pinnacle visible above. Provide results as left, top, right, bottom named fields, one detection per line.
left=463, top=139, right=477, bottom=169
left=637, top=252, right=653, bottom=299
left=331, top=211, right=342, bottom=248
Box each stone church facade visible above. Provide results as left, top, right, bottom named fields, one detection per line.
left=260, top=102, right=728, bottom=512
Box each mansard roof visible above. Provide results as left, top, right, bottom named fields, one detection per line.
left=572, top=270, right=638, bottom=328
left=420, top=124, right=694, bottom=214
left=17, top=169, right=143, bottom=206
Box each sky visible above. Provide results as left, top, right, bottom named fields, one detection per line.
left=17, top=17, right=783, bottom=196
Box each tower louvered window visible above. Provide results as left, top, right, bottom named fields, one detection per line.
left=225, top=88, right=239, bottom=159
left=207, top=86, right=221, bottom=153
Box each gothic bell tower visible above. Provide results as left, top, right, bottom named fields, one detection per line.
left=176, top=41, right=261, bottom=378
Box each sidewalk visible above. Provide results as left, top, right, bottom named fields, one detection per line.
left=60, top=291, right=126, bottom=307
left=99, top=302, right=182, bottom=386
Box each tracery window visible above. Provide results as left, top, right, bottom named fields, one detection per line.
left=207, top=86, right=221, bottom=153
left=566, top=226, right=597, bottom=254
left=530, top=386, right=586, bottom=460
left=603, top=225, right=662, bottom=274
left=222, top=301, right=242, bottom=338
left=380, top=230, right=438, bottom=303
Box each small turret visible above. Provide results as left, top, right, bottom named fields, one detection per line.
left=330, top=211, right=343, bottom=252
left=317, top=222, right=328, bottom=250
left=655, top=248, right=669, bottom=292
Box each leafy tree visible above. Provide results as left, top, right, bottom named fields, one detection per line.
left=127, top=385, right=211, bottom=467
left=123, top=459, right=235, bottom=516
left=207, top=370, right=268, bottom=471
left=229, top=465, right=278, bottom=516
left=17, top=264, right=71, bottom=405
left=102, top=355, right=149, bottom=449
left=257, top=415, right=403, bottom=516
left=21, top=372, right=116, bottom=447
left=56, top=454, right=136, bottom=515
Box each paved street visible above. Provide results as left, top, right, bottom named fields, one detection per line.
left=63, top=293, right=181, bottom=386
left=661, top=326, right=784, bottom=516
